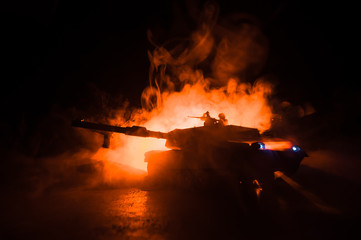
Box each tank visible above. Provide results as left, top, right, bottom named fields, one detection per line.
left=72, top=115, right=307, bottom=204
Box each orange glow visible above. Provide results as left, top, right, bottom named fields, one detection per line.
left=92, top=136, right=167, bottom=172
left=244, top=139, right=293, bottom=150
left=253, top=179, right=263, bottom=201
left=261, top=139, right=293, bottom=151
left=95, top=78, right=273, bottom=171
left=94, top=8, right=274, bottom=173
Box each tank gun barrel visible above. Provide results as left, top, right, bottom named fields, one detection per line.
left=72, top=120, right=167, bottom=139
left=187, top=116, right=209, bottom=121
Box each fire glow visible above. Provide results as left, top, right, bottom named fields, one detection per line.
left=92, top=5, right=275, bottom=172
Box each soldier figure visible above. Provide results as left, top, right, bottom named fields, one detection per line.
left=202, top=111, right=217, bottom=127
left=217, top=113, right=228, bottom=126
left=188, top=112, right=228, bottom=127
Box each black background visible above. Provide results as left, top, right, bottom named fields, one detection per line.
left=1, top=0, right=359, bottom=154
left=1, top=2, right=360, bottom=239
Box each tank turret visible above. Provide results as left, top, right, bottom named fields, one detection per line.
left=72, top=119, right=262, bottom=151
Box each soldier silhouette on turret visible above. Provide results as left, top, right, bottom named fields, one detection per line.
left=188, top=111, right=229, bottom=127
left=217, top=113, right=228, bottom=126
left=201, top=111, right=217, bottom=127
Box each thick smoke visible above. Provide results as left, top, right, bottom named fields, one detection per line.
left=143, top=4, right=270, bottom=113
left=93, top=3, right=276, bottom=172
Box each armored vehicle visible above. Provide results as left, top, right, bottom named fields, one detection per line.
left=72, top=114, right=307, bottom=204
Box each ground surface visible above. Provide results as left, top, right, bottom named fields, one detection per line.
left=1, top=150, right=360, bottom=240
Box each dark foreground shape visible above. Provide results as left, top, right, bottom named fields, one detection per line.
left=72, top=119, right=307, bottom=207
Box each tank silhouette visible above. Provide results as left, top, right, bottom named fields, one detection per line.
left=72, top=114, right=307, bottom=203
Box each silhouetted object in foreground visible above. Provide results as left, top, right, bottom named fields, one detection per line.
left=218, top=113, right=228, bottom=126
left=188, top=111, right=228, bottom=127
left=72, top=117, right=307, bottom=207
left=203, top=111, right=217, bottom=127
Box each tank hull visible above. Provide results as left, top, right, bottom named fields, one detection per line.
left=144, top=142, right=305, bottom=190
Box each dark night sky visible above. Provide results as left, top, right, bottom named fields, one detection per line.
left=1, top=0, right=359, bottom=153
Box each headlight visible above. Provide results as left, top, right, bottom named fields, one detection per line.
left=291, top=145, right=301, bottom=152
left=251, top=142, right=265, bottom=150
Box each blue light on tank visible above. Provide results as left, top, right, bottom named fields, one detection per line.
left=251, top=142, right=266, bottom=150
left=292, top=145, right=300, bottom=151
